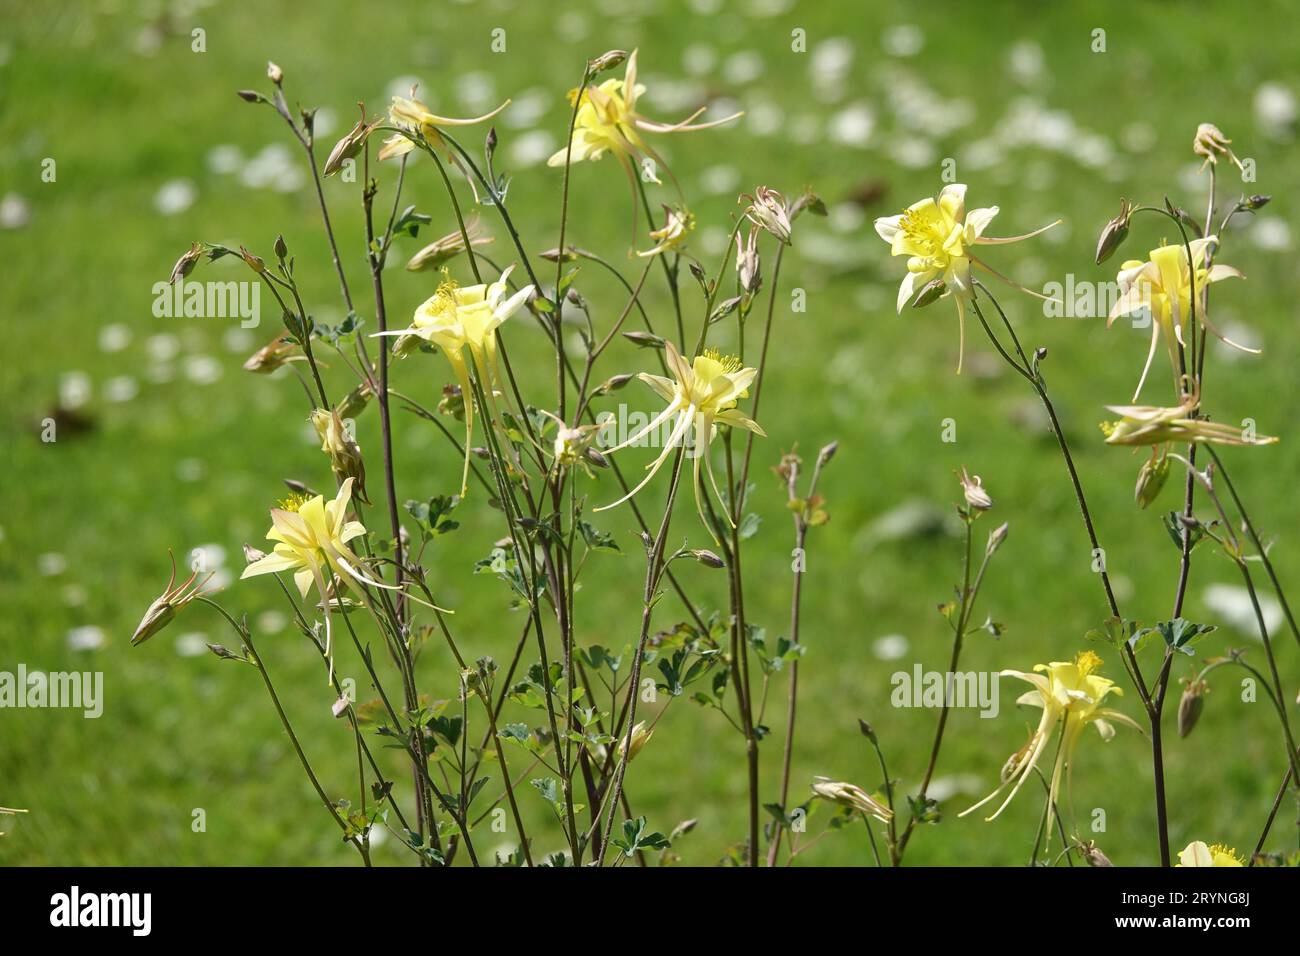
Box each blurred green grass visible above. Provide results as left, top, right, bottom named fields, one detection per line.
left=2, top=0, right=1299, bottom=865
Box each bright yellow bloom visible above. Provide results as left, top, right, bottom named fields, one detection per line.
left=961, top=652, right=1139, bottom=838
left=1177, top=840, right=1244, bottom=867
left=378, top=94, right=511, bottom=162
left=241, top=478, right=372, bottom=681
left=374, top=267, right=534, bottom=496
left=811, top=776, right=893, bottom=824
left=874, top=184, right=1058, bottom=373
left=1101, top=396, right=1277, bottom=447
left=596, top=340, right=765, bottom=536
left=548, top=49, right=741, bottom=199
left=1108, top=237, right=1254, bottom=399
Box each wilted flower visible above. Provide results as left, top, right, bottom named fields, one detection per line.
left=131, top=551, right=212, bottom=646
left=961, top=652, right=1139, bottom=838
left=1107, top=237, right=1254, bottom=399
left=740, top=186, right=792, bottom=245
left=874, top=184, right=1059, bottom=372
left=638, top=204, right=694, bottom=258
left=373, top=268, right=534, bottom=495
left=242, top=335, right=302, bottom=374
left=1101, top=397, right=1278, bottom=447
left=1080, top=841, right=1113, bottom=867
left=958, top=467, right=992, bottom=510
left=406, top=214, right=494, bottom=271
left=1192, top=123, right=1244, bottom=173
left=595, top=341, right=765, bottom=537
left=1177, top=840, right=1243, bottom=867
left=310, top=408, right=368, bottom=503
left=323, top=117, right=380, bottom=177
left=169, top=242, right=203, bottom=284
left=811, top=776, right=893, bottom=824
left=547, top=49, right=741, bottom=205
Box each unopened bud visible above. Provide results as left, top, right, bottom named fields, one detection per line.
left=910, top=277, right=946, bottom=308
left=596, top=373, right=635, bottom=394
left=817, top=441, right=838, bottom=467
left=267, top=61, right=283, bottom=85
left=1135, top=453, right=1171, bottom=509
left=169, top=242, right=203, bottom=285
left=1240, top=194, right=1271, bottom=212
left=1095, top=199, right=1134, bottom=265
left=236, top=89, right=264, bottom=104
left=587, top=50, right=629, bottom=76
left=273, top=234, right=288, bottom=260
left=986, top=521, right=1009, bottom=556
left=690, top=549, right=726, bottom=569
left=623, top=331, right=665, bottom=349
left=1178, top=679, right=1208, bottom=738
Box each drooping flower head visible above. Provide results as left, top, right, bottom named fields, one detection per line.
left=595, top=341, right=765, bottom=537
left=1107, top=237, right=1255, bottom=399
left=374, top=267, right=534, bottom=496
left=960, top=651, right=1139, bottom=840
left=811, top=776, right=893, bottom=824
left=874, top=184, right=1059, bottom=373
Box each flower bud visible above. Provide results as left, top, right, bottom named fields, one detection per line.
left=690, top=549, right=726, bottom=569
left=1240, top=194, right=1271, bottom=212
left=1094, top=199, right=1133, bottom=265
left=236, top=89, right=265, bottom=104
left=817, top=441, right=838, bottom=467
left=1178, top=679, right=1208, bottom=738
left=267, top=61, right=283, bottom=85
left=324, top=118, right=378, bottom=177
left=239, top=246, right=266, bottom=274
left=587, top=50, right=629, bottom=76
left=335, top=380, right=374, bottom=420
left=735, top=226, right=761, bottom=295
left=243, top=335, right=299, bottom=374
left=1081, top=842, right=1113, bottom=867
left=311, top=409, right=369, bottom=504
left=986, top=521, right=1010, bottom=556
left=131, top=554, right=208, bottom=647
left=623, top=331, right=665, bottom=349
left=811, top=776, right=892, bottom=824
left=617, top=721, right=653, bottom=762
left=1135, top=453, right=1171, bottom=509
left=169, top=242, right=204, bottom=285
left=596, top=373, right=635, bottom=395
left=910, top=277, right=947, bottom=308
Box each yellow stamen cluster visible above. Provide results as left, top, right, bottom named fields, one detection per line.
left=279, top=492, right=312, bottom=513
left=1075, top=650, right=1103, bottom=677
left=702, top=348, right=742, bottom=374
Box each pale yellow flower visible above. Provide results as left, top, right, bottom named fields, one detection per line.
left=596, top=341, right=764, bottom=537
left=874, top=184, right=1058, bottom=372
left=637, top=205, right=694, bottom=258
left=548, top=49, right=741, bottom=197
left=374, top=267, right=534, bottom=496
left=378, top=94, right=511, bottom=162
left=1100, top=396, right=1277, bottom=447
left=811, top=776, right=893, bottom=824
left=961, top=652, right=1139, bottom=839
left=1107, top=237, right=1254, bottom=399
left=1177, top=840, right=1244, bottom=867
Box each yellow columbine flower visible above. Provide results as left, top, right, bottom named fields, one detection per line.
left=960, top=652, right=1139, bottom=839
left=637, top=204, right=694, bottom=258
left=374, top=267, right=534, bottom=496
left=547, top=49, right=742, bottom=196
left=1177, top=840, right=1244, bottom=867
left=241, top=478, right=372, bottom=681
left=1100, top=396, right=1278, bottom=447
left=1107, top=237, right=1254, bottom=399
left=874, top=183, right=1059, bottom=372
left=811, top=776, right=893, bottom=824
left=377, top=94, right=511, bottom=162
left=595, top=340, right=765, bottom=536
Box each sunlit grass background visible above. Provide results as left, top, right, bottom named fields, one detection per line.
left=3, top=0, right=1300, bottom=865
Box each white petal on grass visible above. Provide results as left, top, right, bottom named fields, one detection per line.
left=889, top=135, right=936, bottom=169
left=926, top=774, right=985, bottom=803
left=698, top=164, right=741, bottom=196
left=1254, top=82, right=1297, bottom=138
left=99, top=323, right=131, bottom=352
left=223, top=327, right=255, bottom=353
left=207, top=144, right=244, bottom=175
left=176, top=458, right=205, bottom=482
left=509, top=130, right=557, bottom=169
left=175, top=632, right=209, bottom=658
left=682, top=44, right=716, bottom=76
left=62, top=584, right=87, bottom=608
left=1204, top=583, right=1283, bottom=638
left=827, top=202, right=865, bottom=234
left=103, top=376, right=139, bottom=403
left=1121, top=121, right=1157, bottom=153
left=0, top=192, right=31, bottom=229
left=744, top=100, right=783, bottom=136
left=67, top=626, right=105, bottom=652
left=1251, top=218, right=1292, bottom=251
left=1212, top=320, right=1262, bottom=363
left=882, top=24, right=924, bottom=57
left=38, top=553, right=67, bottom=576
left=455, top=72, right=496, bottom=113
left=183, top=355, right=223, bottom=385
left=827, top=103, right=874, bottom=147
left=59, top=371, right=92, bottom=409
left=312, top=107, right=337, bottom=139
left=503, top=88, right=550, bottom=129
left=240, top=144, right=304, bottom=192
left=146, top=333, right=180, bottom=362
left=154, top=179, right=197, bottom=216
left=872, top=634, right=910, bottom=661
left=256, top=610, right=287, bottom=635
left=1006, top=40, right=1044, bottom=84
left=723, top=51, right=764, bottom=86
